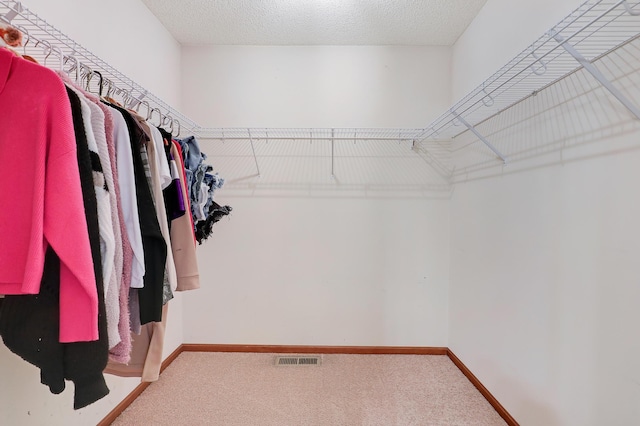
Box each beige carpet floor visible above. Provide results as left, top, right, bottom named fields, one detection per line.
left=112, top=352, right=507, bottom=426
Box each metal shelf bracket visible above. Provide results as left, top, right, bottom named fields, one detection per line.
left=451, top=111, right=508, bottom=163
left=0, top=1, right=21, bottom=23
left=247, top=129, right=261, bottom=177
left=551, top=29, right=640, bottom=120
left=331, top=128, right=335, bottom=178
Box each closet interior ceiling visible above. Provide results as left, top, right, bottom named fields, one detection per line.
left=139, top=0, right=489, bottom=46
left=2, top=0, right=640, bottom=183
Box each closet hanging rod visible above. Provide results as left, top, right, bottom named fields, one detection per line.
left=0, top=0, right=199, bottom=137
left=199, top=137, right=419, bottom=142
left=195, top=128, right=426, bottom=142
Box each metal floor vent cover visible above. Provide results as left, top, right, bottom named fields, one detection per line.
left=275, top=356, right=322, bottom=366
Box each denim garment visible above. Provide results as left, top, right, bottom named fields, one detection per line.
left=203, top=172, right=225, bottom=213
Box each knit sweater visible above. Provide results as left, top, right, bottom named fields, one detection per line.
left=99, top=104, right=133, bottom=364
left=0, top=48, right=98, bottom=343
left=0, top=87, right=110, bottom=410
left=68, top=85, right=120, bottom=350
left=75, top=94, right=115, bottom=307
left=75, top=92, right=133, bottom=362
left=61, top=87, right=110, bottom=409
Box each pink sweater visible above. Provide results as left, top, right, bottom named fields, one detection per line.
left=0, top=48, right=98, bottom=342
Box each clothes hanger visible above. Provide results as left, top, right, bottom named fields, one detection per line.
left=37, top=39, right=52, bottom=66
left=51, top=45, right=64, bottom=72
left=79, top=64, right=92, bottom=90
left=137, top=100, right=151, bottom=120
left=173, top=119, right=181, bottom=138
left=148, top=107, right=163, bottom=127
left=64, top=55, right=80, bottom=82
left=91, top=70, right=104, bottom=97
left=161, top=115, right=174, bottom=144
left=81, top=65, right=93, bottom=91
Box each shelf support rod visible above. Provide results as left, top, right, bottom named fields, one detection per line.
left=247, top=128, right=261, bottom=177
left=1, top=1, right=22, bottom=23
left=331, top=128, right=335, bottom=178
left=551, top=30, right=640, bottom=120
left=452, top=111, right=507, bottom=163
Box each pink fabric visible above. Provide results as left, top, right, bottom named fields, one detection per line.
left=172, top=141, right=197, bottom=245
left=97, top=101, right=132, bottom=363
left=170, top=143, right=200, bottom=291
left=104, top=105, right=133, bottom=364
left=0, top=48, right=98, bottom=342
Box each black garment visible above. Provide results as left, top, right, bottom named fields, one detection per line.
left=195, top=201, right=233, bottom=244
left=64, top=88, right=109, bottom=409
left=107, top=103, right=166, bottom=324
left=0, top=87, right=110, bottom=410
left=0, top=247, right=66, bottom=395
left=158, top=127, right=184, bottom=227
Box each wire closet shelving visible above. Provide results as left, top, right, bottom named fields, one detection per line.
left=417, top=0, right=640, bottom=165
left=0, top=0, right=200, bottom=136
left=1, top=0, right=640, bottom=178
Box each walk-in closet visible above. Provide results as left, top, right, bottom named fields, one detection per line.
left=1, top=0, right=639, bottom=425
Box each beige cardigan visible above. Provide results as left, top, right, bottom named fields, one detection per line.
left=171, top=142, right=200, bottom=291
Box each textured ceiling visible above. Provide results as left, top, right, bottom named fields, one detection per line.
left=141, top=0, right=488, bottom=46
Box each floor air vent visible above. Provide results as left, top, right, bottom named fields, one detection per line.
left=275, top=356, right=321, bottom=366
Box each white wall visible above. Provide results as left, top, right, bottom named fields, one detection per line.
left=0, top=1, right=184, bottom=425
left=449, top=0, right=640, bottom=424
left=179, top=45, right=453, bottom=347
left=185, top=195, right=450, bottom=346
left=450, top=144, right=640, bottom=425
left=181, top=45, right=451, bottom=128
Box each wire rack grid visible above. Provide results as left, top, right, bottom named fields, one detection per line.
left=418, top=0, right=640, bottom=143
left=0, top=0, right=200, bottom=136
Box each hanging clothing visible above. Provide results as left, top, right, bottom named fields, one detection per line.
left=78, top=92, right=134, bottom=363
left=109, top=106, right=146, bottom=291
left=137, top=119, right=178, bottom=296
left=1, top=32, right=217, bottom=405
left=172, top=140, right=197, bottom=243
left=69, top=85, right=119, bottom=349
left=158, top=128, right=187, bottom=223
left=0, top=47, right=98, bottom=343
left=170, top=142, right=200, bottom=291
left=0, top=86, right=111, bottom=410
left=81, top=94, right=124, bottom=351
left=105, top=303, right=168, bottom=382
left=58, top=87, right=110, bottom=409
left=176, top=135, right=231, bottom=244
left=134, top=117, right=175, bottom=302
left=108, top=104, right=167, bottom=325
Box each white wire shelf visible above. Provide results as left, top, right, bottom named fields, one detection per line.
left=0, top=0, right=200, bottom=136
left=418, top=0, right=640, bottom=146
left=196, top=128, right=425, bottom=141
